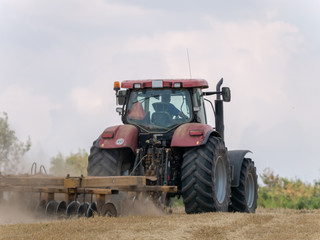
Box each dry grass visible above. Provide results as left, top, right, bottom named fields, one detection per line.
left=1, top=207, right=320, bottom=240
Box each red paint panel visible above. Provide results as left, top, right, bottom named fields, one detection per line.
left=121, top=79, right=208, bottom=89
left=171, top=123, right=214, bottom=147
left=99, top=124, right=138, bottom=153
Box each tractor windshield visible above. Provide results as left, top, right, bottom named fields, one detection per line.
left=126, top=89, right=192, bottom=132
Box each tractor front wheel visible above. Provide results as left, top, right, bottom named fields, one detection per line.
left=87, top=140, right=122, bottom=176
left=181, top=136, right=231, bottom=213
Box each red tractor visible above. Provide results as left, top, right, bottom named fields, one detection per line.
left=87, top=78, right=258, bottom=213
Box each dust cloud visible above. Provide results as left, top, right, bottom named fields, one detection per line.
left=124, top=196, right=167, bottom=217
left=0, top=191, right=171, bottom=225
left=0, top=165, right=170, bottom=224
left=0, top=162, right=47, bottom=225
left=0, top=193, right=45, bottom=225
left=100, top=192, right=168, bottom=217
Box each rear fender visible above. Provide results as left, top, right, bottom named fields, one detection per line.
left=228, top=150, right=252, bottom=187
left=98, top=125, right=138, bottom=153
left=171, top=123, right=220, bottom=147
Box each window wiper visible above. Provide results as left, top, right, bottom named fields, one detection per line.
left=133, top=94, right=160, bottom=104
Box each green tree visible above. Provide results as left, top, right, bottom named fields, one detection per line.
left=0, top=112, right=31, bottom=173
left=49, top=153, right=67, bottom=176
left=258, top=168, right=320, bottom=209
left=50, top=149, right=88, bottom=176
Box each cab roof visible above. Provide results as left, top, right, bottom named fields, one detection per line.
left=121, top=79, right=209, bottom=89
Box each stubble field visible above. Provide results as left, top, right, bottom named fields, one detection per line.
left=1, top=207, right=320, bottom=240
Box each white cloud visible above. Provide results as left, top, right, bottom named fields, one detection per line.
left=122, top=18, right=304, bottom=130
left=0, top=0, right=148, bottom=32
left=0, top=85, right=59, bottom=142
left=70, top=87, right=104, bottom=115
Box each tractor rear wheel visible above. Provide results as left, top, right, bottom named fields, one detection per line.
left=87, top=140, right=122, bottom=176
left=181, top=136, right=231, bottom=213
left=229, top=158, right=258, bottom=213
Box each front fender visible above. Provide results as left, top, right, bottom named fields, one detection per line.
left=98, top=124, right=138, bottom=153
left=228, top=150, right=252, bottom=187
left=171, top=123, right=219, bottom=147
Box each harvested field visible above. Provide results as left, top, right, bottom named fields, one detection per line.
left=1, top=207, right=320, bottom=240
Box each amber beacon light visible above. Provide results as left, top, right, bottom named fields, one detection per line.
left=114, top=81, right=120, bottom=91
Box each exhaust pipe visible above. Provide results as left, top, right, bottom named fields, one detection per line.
left=215, top=78, right=225, bottom=140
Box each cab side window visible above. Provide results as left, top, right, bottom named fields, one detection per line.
left=193, top=88, right=207, bottom=124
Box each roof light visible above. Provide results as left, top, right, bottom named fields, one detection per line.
left=102, top=131, right=114, bottom=139
left=173, top=82, right=182, bottom=88
left=133, top=83, right=141, bottom=89
left=189, top=130, right=203, bottom=136
left=114, top=81, right=120, bottom=91
left=152, top=80, right=163, bottom=88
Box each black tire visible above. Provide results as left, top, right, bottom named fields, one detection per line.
left=87, top=140, right=122, bottom=176
left=229, top=158, right=258, bottom=213
left=181, top=136, right=231, bottom=213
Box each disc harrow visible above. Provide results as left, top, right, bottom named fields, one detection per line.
left=0, top=173, right=177, bottom=218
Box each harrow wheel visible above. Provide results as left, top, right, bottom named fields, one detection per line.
left=45, top=200, right=59, bottom=216
left=77, top=202, right=89, bottom=217
left=86, top=202, right=98, bottom=218
left=35, top=200, right=46, bottom=215
left=101, top=202, right=117, bottom=217
left=56, top=201, right=67, bottom=217
left=66, top=201, right=80, bottom=217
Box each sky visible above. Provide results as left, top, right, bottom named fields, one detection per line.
left=1, top=0, right=320, bottom=182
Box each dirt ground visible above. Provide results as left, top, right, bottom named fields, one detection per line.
left=1, top=207, right=320, bottom=240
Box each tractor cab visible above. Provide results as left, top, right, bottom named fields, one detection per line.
left=114, top=79, right=210, bottom=133
left=125, top=88, right=192, bottom=132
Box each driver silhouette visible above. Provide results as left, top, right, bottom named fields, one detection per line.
left=162, top=93, right=180, bottom=117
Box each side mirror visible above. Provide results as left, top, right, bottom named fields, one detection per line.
left=222, top=87, right=231, bottom=102
left=116, top=107, right=123, bottom=115
left=117, top=90, right=126, bottom=105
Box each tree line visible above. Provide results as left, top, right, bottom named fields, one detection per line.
left=0, top=112, right=31, bottom=173
left=258, top=168, right=320, bottom=209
